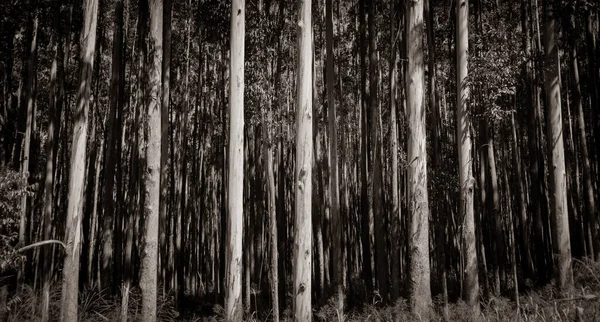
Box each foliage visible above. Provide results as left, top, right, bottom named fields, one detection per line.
left=0, top=167, right=33, bottom=275
left=6, top=283, right=180, bottom=322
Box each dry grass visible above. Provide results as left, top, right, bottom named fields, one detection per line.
left=5, top=259, right=600, bottom=321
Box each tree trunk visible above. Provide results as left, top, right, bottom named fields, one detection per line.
left=18, top=8, right=39, bottom=275
left=42, top=3, right=61, bottom=319
left=293, top=0, right=313, bottom=319
left=325, top=0, right=342, bottom=313
left=389, top=0, right=402, bottom=303
left=102, top=0, right=125, bottom=293
left=486, top=125, right=502, bottom=296
left=542, top=0, right=573, bottom=294
left=367, top=0, right=387, bottom=303
left=576, top=9, right=600, bottom=262
left=160, top=0, right=172, bottom=290
left=60, top=0, right=98, bottom=319
left=225, top=0, right=245, bottom=320
left=264, top=131, right=279, bottom=321
left=140, top=0, right=163, bottom=319
left=406, top=0, right=432, bottom=316
left=456, top=0, right=480, bottom=314
left=358, top=0, right=372, bottom=291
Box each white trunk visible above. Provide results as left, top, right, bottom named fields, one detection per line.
left=406, top=0, right=432, bottom=316
left=60, top=0, right=98, bottom=320
left=140, top=0, right=163, bottom=320
left=225, top=0, right=245, bottom=320
left=456, top=0, right=480, bottom=314
left=543, top=0, right=572, bottom=294
left=294, top=0, right=313, bottom=320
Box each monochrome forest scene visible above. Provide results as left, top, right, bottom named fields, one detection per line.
left=1, top=0, right=600, bottom=321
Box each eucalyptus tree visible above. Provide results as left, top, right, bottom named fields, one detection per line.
left=60, top=0, right=98, bottom=320
left=293, top=0, right=313, bottom=319
left=225, top=0, right=245, bottom=320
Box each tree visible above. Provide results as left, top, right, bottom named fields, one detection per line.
left=139, top=0, right=163, bottom=320
left=60, top=0, right=98, bottom=319
left=406, top=0, right=431, bottom=316
left=368, top=0, right=388, bottom=302
left=160, top=0, right=172, bottom=290
left=102, top=0, right=125, bottom=292
left=542, top=0, right=572, bottom=294
left=293, top=0, right=312, bottom=319
left=456, top=0, right=480, bottom=314
left=389, top=0, right=401, bottom=303
left=358, top=0, right=372, bottom=290
left=41, top=2, right=61, bottom=320
left=18, top=3, right=38, bottom=268
left=326, top=0, right=342, bottom=314
left=225, top=0, right=244, bottom=320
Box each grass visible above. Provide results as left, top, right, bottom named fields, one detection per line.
left=4, top=258, right=600, bottom=321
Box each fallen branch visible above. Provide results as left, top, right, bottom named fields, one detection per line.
left=554, top=294, right=598, bottom=302
left=17, top=240, right=67, bottom=253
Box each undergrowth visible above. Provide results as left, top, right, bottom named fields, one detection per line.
left=4, top=258, right=600, bottom=321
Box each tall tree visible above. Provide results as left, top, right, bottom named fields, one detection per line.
left=41, top=2, right=62, bottom=320
left=225, top=0, right=245, bottom=320
left=368, top=0, right=388, bottom=302
left=325, top=0, right=342, bottom=314
left=102, top=0, right=125, bottom=292
left=293, top=0, right=313, bottom=319
left=584, top=8, right=599, bottom=262
left=160, top=0, right=172, bottom=289
left=358, top=0, right=372, bottom=290
left=456, top=0, right=480, bottom=314
left=542, top=0, right=572, bottom=294
left=140, top=0, right=163, bottom=320
left=406, top=0, right=431, bottom=316
left=565, top=4, right=598, bottom=263
left=60, top=0, right=98, bottom=319
left=18, top=3, right=38, bottom=259
left=389, top=0, right=401, bottom=302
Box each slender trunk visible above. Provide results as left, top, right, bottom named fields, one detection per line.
left=102, top=0, right=125, bottom=292
left=225, top=0, right=245, bottom=319
left=585, top=10, right=600, bottom=202
left=160, top=0, right=172, bottom=290
left=293, top=0, right=313, bottom=319
left=368, top=0, right=387, bottom=303
left=41, top=4, right=61, bottom=319
left=456, top=0, right=480, bottom=314
left=139, top=0, right=163, bottom=319
left=502, top=144, right=519, bottom=310
left=424, top=0, right=448, bottom=316
left=325, top=0, right=342, bottom=313
left=510, top=112, right=534, bottom=275
left=18, top=9, right=39, bottom=278
left=265, top=132, right=279, bottom=321
left=60, top=0, right=98, bottom=319
left=542, top=0, right=573, bottom=294
left=576, top=10, right=600, bottom=262
left=486, top=126, right=502, bottom=296
left=358, top=0, right=372, bottom=290
left=406, top=0, right=431, bottom=315
left=389, top=0, right=401, bottom=303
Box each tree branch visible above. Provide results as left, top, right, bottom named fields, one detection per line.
left=17, top=240, right=67, bottom=253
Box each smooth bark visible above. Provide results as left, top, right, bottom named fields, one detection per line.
left=60, top=0, right=98, bottom=319
left=140, top=0, right=163, bottom=319
left=542, top=0, right=573, bottom=294
left=456, top=0, right=480, bottom=314
left=293, top=0, right=313, bottom=319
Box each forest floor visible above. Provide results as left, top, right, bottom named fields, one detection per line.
left=5, top=258, right=600, bottom=321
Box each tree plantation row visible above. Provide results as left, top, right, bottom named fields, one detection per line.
left=0, top=0, right=599, bottom=321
